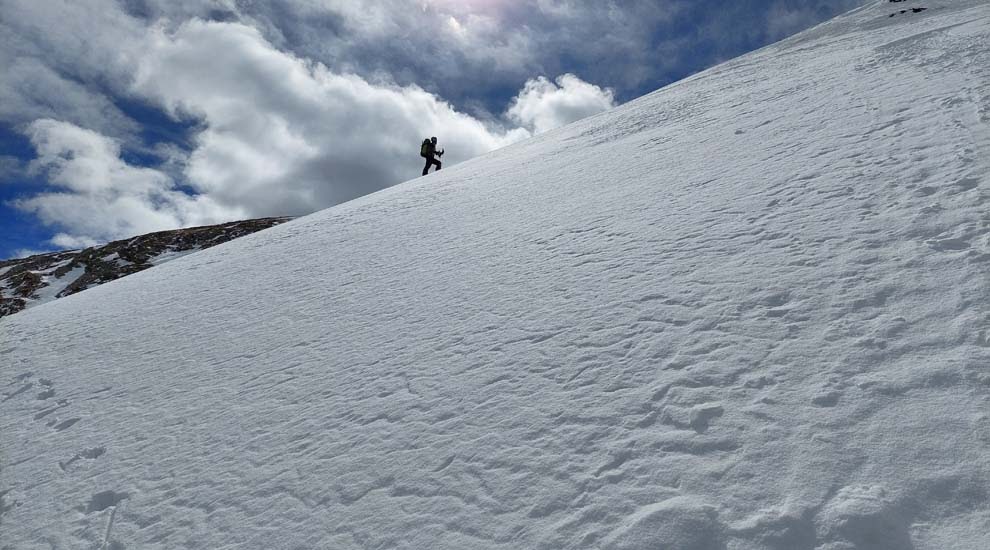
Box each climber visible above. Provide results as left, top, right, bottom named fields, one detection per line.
left=420, top=136, right=443, bottom=176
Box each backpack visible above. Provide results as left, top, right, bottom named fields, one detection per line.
left=420, top=139, right=432, bottom=158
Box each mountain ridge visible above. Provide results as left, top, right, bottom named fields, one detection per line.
left=0, top=217, right=291, bottom=317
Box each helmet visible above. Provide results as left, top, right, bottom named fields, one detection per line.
left=431, top=136, right=437, bottom=143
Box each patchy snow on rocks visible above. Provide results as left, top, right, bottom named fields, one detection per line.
left=147, top=247, right=203, bottom=266
left=2, top=1, right=989, bottom=548
left=0, top=217, right=291, bottom=318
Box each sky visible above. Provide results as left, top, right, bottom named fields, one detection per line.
left=0, top=0, right=863, bottom=260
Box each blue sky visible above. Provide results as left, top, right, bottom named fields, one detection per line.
left=0, top=0, right=862, bottom=260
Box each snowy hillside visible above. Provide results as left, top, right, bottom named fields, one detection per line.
left=2, top=1, right=989, bottom=548
left=0, top=218, right=291, bottom=318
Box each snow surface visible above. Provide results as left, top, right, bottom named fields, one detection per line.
left=2, top=1, right=989, bottom=548
left=100, top=253, right=134, bottom=268
left=29, top=265, right=87, bottom=307
left=148, top=247, right=202, bottom=266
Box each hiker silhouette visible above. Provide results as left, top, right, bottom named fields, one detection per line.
left=420, top=136, right=443, bottom=176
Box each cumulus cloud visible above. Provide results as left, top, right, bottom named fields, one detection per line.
left=13, top=119, right=241, bottom=247
left=507, top=74, right=616, bottom=134
left=9, top=19, right=559, bottom=247
left=0, top=57, right=140, bottom=141
left=11, top=248, right=54, bottom=260
left=1, top=0, right=866, bottom=252
left=0, top=0, right=865, bottom=137
left=0, top=0, right=146, bottom=141
left=108, top=0, right=861, bottom=116
left=233, top=0, right=676, bottom=105
left=131, top=19, right=530, bottom=216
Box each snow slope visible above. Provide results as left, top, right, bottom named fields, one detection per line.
left=2, top=1, right=989, bottom=548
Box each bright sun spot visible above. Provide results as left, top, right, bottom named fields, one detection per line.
left=447, top=15, right=467, bottom=37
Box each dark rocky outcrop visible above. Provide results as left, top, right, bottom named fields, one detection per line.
left=0, top=217, right=292, bottom=318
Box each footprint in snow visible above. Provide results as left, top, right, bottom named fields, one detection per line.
left=79, top=490, right=127, bottom=515
left=926, top=237, right=970, bottom=251
left=59, top=446, right=106, bottom=472
left=657, top=403, right=725, bottom=433
left=953, top=177, right=979, bottom=192
left=812, top=391, right=841, bottom=407
left=49, top=417, right=81, bottom=432
left=2, top=383, right=34, bottom=403
left=75, top=491, right=128, bottom=550
left=36, top=382, right=55, bottom=400
left=34, top=399, right=69, bottom=420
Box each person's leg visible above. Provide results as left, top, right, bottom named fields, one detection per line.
left=424, top=156, right=442, bottom=175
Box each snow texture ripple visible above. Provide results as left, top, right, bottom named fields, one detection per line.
left=2, top=1, right=989, bottom=548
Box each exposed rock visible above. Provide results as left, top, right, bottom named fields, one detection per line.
left=0, top=217, right=292, bottom=318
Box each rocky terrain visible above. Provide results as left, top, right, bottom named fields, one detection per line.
left=0, top=217, right=291, bottom=317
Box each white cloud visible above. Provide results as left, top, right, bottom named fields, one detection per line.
left=7, top=19, right=548, bottom=248
left=10, top=248, right=55, bottom=260
left=131, top=20, right=530, bottom=215
left=0, top=57, right=140, bottom=140
left=48, top=234, right=101, bottom=251
left=3, top=0, right=857, bottom=252
left=506, top=74, right=616, bottom=134
left=13, top=119, right=241, bottom=246
left=0, top=0, right=146, bottom=141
